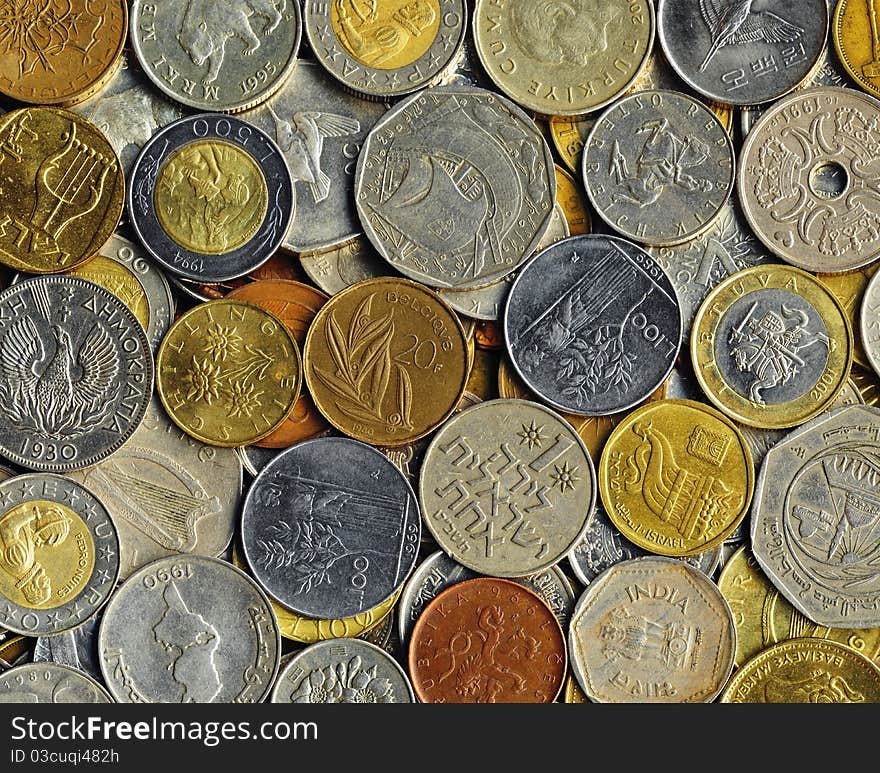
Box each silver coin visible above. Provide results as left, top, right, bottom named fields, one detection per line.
left=658, top=0, right=828, bottom=107
left=34, top=617, right=102, bottom=682
left=128, top=113, right=295, bottom=282
left=99, top=555, right=280, bottom=703
left=0, top=276, right=153, bottom=473
left=236, top=444, right=284, bottom=478
left=298, top=236, right=397, bottom=297
left=0, top=662, right=112, bottom=703
left=504, top=235, right=682, bottom=416
left=241, top=60, right=387, bottom=255
left=130, top=0, right=302, bottom=112
left=355, top=85, right=556, bottom=290
left=436, top=23, right=495, bottom=90
left=861, top=269, right=880, bottom=381
left=0, top=474, right=120, bottom=636
left=271, top=638, right=413, bottom=703
left=241, top=437, right=421, bottom=619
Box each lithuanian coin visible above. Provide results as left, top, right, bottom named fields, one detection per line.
left=472, top=0, right=654, bottom=117
left=355, top=85, right=556, bottom=290
left=0, top=662, right=112, bottom=703
left=299, top=237, right=396, bottom=297
left=304, top=278, right=469, bottom=447
left=859, top=267, right=880, bottom=379
left=304, top=0, right=466, bottom=100
left=505, top=235, right=681, bottom=417
left=691, top=264, right=853, bottom=429
left=0, top=474, right=120, bottom=636
left=131, top=0, right=301, bottom=112
left=658, top=0, right=828, bottom=107
left=157, top=298, right=301, bottom=447
left=720, top=638, right=880, bottom=702
left=555, top=165, right=591, bottom=236
left=739, top=87, right=880, bottom=272
left=569, top=557, right=735, bottom=703
left=834, top=0, right=880, bottom=100
left=241, top=437, right=421, bottom=619
left=0, top=108, right=124, bottom=274
left=419, top=399, right=595, bottom=577
left=409, top=577, right=567, bottom=703
left=752, top=405, right=880, bottom=628
left=128, top=113, right=294, bottom=283
left=34, top=617, right=103, bottom=681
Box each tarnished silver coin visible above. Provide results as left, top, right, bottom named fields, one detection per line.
left=299, top=237, right=397, bottom=297
left=505, top=235, right=681, bottom=416
left=861, top=268, right=880, bottom=381
left=355, top=85, right=556, bottom=290
left=0, top=662, right=112, bottom=703
left=99, top=555, right=280, bottom=703
left=131, top=0, right=302, bottom=112
left=34, top=617, right=102, bottom=682
left=241, top=437, right=421, bottom=619
left=0, top=276, right=153, bottom=473
left=271, top=638, right=413, bottom=703
left=658, top=0, right=828, bottom=107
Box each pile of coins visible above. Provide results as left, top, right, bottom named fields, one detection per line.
left=1, top=0, right=880, bottom=705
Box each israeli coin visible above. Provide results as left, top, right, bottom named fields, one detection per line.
left=299, top=237, right=396, bottom=297
left=834, top=0, right=880, bottom=100
left=0, top=662, right=112, bottom=703
left=34, top=616, right=103, bottom=681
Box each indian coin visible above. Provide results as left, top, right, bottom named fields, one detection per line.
left=299, top=237, right=396, bottom=297
left=504, top=234, right=681, bottom=417
left=821, top=263, right=877, bottom=371
left=472, top=0, right=654, bottom=117
left=720, top=638, right=880, bottom=702
left=128, top=113, right=294, bottom=283
left=691, top=264, right=853, bottom=429
left=0, top=474, right=120, bottom=637
left=240, top=437, right=421, bottom=619
left=34, top=617, right=102, bottom=682
left=304, top=0, right=466, bottom=100
left=569, top=556, right=736, bottom=703
left=156, top=298, right=302, bottom=447
left=834, top=0, right=880, bottom=100
left=409, top=577, right=567, bottom=703
left=0, top=662, right=112, bottom=703
left=859, top=266, right=880, bottom=380
left=0, top=107, right=124, bottom=274
left=555, top=166, right=591, bottom=236
left=739, top=87, right=880, bottom=272
left=131, top=0, right=301, bottom=112
left=272, top=638, right=413, bottom=703
left=658, top=0, right=828, bottom=107
left=303, top=278, right=469, bottom=447
left=354, top=85, right=556, bottom=290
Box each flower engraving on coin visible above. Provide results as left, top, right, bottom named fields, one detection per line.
left=509, top=0, right=618, bottom=65
left=183, top=342, right=272, bottom=420
left=203, top=323, right=242, bottom=362
left=292, top=655, right=395, bottom=704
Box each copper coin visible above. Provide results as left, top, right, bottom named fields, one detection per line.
left=408, top=577, right=566, bottom=703
left=227, top=279, right=330, bottom=448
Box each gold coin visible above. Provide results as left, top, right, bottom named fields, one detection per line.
left=555, top=165, right=592, bottom=236
left=465, top=347, right=499, bottom=401
left=0, top=108, right=124, bottom=274
left=834, top=0, right=880, bottom=100
left=563, top=676, right=589, bottom=704
left=67, top=255, right=149, bottom=332
left=304, top=277, right=469, bottom=447
left=851, top=363, right=880, bottom=406
left=157, top=299, right=301, bottom=447
left=691, top=265, right=853, bottom=429
left=817, top=263, right=877, bottom=370
left=720, top=638, right=880, bottom=703
left=0, top=635, right=31, bottom=668
left=599, top=398, right=754, bottom=557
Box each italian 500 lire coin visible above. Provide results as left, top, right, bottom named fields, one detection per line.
left=0, top=662, right=112, bottom=703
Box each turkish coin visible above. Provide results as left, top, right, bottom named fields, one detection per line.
left=0, top=662, right=112, bottom=703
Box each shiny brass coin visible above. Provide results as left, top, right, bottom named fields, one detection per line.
left=834, top=0, right=880, bottom=99
left=555, top=165, right=592, bottom=236
left=67, top=255, right=150, bottom=333
left=0, top=107, right=124, bottom=274
left=157, top=299, right=301, bottom=447
left=818, top=264, right=877, bottom=370
left=563, top=676, right=589, bottom=704
left=599, top=398, right=754, bottom=557
left=691, top=265, right=853, bottom=429
left=465, top=348, right=499, bottom=401
left=304, top=278, right=469, bottom=447
left=0, top=635, right=31, bottom=669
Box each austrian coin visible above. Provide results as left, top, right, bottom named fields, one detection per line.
left=569, top=556, right=736, bottom=703
left=128, top=113, right=294, bottom=282
left=834, top=0, right=880, bottom=100
left=0, top=662, right=112, bottom=703
left=355, top=85, right=556, bottom=290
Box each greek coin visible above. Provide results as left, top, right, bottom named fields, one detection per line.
left=0, top=0, right=126, bottom=107
left=822, top=263, right=877, bottom=371
left=505, top=234, right=681, bottom=417
left=739, top=87, right=880, bottom=272
left=859, top=267, right=880, bottom=380
left=304, top=0, right=466, bottom=100
left=241, top=437, right=421, bottom=619
left=834, top=0, right=880, bottom=100
left=34, top=616, right=103, bottom=681
left=0, top=473, right=120, bottom=637
left=304, top=278, right=469, bottom=447
left=272, top=638, right=413, bottom=703
left=583, top=90, right=734, bottom=247
left=409, top=577, right=567, bottom=703
left=299, top=237, right=395, bottom=297
left=227, top=279, right=330, bottom=448
left=157, top=298, right=301, bottom=447
left=752, top=405, right=880, bottom=628
left=720, top=638, right=880, bottom=702
left=0, top=107, right=124, bottom=274
left=0, top=276, right=153, bottom=473
left=419, top=399, right=595, bottom=577
left=569, top=556, right=736, bottom=703
left=355, top=85, right=556, bottom=290
left=472, top=0, right=654, bottom=117
left=555, top=166, right=591, bottom=236
left=658, top=0, right=828, bottom=107
left=691, top=264, right=853, bottom=429
left=99, top=555, right=279, bottom=703
left=0, top=662, right=112, bottom=703
left=128, top=113, right=294, bottom=283
left=131, top=0, right=301, bottom=113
